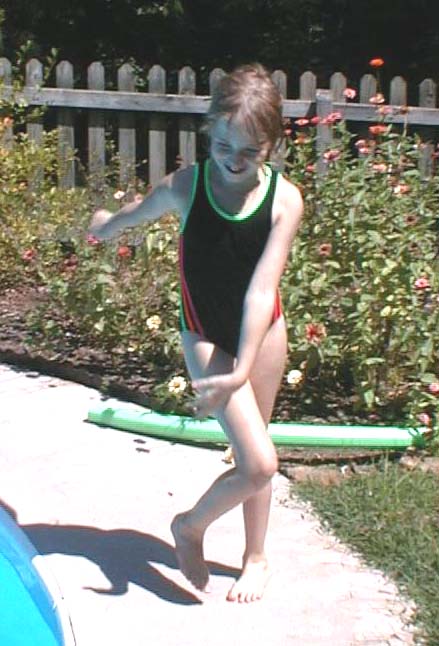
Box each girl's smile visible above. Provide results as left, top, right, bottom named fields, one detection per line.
left=209, top=117, right=269, bottom=187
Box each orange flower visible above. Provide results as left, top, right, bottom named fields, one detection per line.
left=369, top=124, right=387, bottom=136
left=369, top=58, right=384, bottom=67
left=305, top=323, right=327, bottom=344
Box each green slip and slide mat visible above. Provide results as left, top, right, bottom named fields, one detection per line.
left=87, top=401, right=427, bottom=449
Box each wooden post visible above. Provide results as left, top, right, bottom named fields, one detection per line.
left=272, top=69, right=287, bottom=171
left=0, top=57, right=13, bottom=149
left=316, top=90, right=333, bottom=178
left=209, top=68, right=226, bottom=96
left=118, top=63, right=136, bottom=187
left=148, top=65, right=166, bottom=186
left=178, top=66, right=196, bottom=167
left=56, top=61, right=75, bottom=188
left=26, top=59, right=44, bottom=190
left=419, top=78, right=437, bottom=179
left=88, top=62, right=106, bottom=194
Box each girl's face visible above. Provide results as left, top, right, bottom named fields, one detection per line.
left=209, top=116, right=270, bottom=185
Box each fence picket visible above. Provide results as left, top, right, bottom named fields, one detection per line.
left=272, top=70, right=287, bottom=171
left=0, top=57, right=13, bottom=149
left=359, top=74, right=377, bottom=103
left=330, top=72, right=347, bottom=102
left=118, top=63, right=136, bottom=187
left=26, top=59, right=44, bottom=145
left=209, top=68, right=226, bottom=95
left=178, top=66, right=196, bottom=167
left=56, top=61, right=75, bottom=188
left=148, top=65, right=166, bottom=186
left=390, top=76, right=407, bottom=106
left=419, top=78, right=437, bottom=179
left=300, top=71, right=316, bottom=100
left=88, top=62, right=106, bottom=193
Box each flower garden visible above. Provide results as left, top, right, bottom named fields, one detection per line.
left=1, top=84, right=438, bottom=450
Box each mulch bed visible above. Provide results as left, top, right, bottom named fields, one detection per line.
left=0, top=285, right=402, bottom=469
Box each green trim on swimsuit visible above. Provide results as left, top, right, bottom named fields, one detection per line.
left=204, top=159, right=273, bottom=221
left=179, top=163, right=200, bottom=234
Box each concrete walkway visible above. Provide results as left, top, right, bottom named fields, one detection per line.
left=0, top=363, right=416, bottom=645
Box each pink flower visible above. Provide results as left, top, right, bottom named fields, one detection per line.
left=369, top=93, right=385, bottom=105
left=343, top=88, right=356, bottom=100
left=321, top=112, right=343, bottom=125
left=428, top=383, right=439, bottom=395
left=117, top=245, right=132, bottom=259
left=22, top=248, right=36, bottom=262
left=306, top=164, right=316, bottom=173
left=393, top=183, right=410, bottom=195
left=310, top=116, right=321, bottom=125
left=372, top=163, right=388, bottom=173
left=305, top=323, right=327, bottom=344
left=318, top=243, right=332, bottom=257
left=418, top=413, right=431, bottom=426
left=295, top=118, right=309, bottom=126
left=323, top=149, right=341, bottom=162
left=377, top=106, right=393, bottom=116
left=86, top=234, right=100, bottom=246
left=414, top=277, right=430, bottom=290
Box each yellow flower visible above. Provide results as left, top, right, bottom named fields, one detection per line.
left=146, top=315, right=162, bottom=331
left=168, top=376, right=187, bottom=394
left=286, top=369, right=304, bottom=387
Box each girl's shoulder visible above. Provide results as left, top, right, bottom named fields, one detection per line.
left=168, top=163, right=199, bottom=216
left=273, top=172, right=303, bottom=221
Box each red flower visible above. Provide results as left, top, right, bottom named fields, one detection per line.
left=321, top=111, right=343, bottom=125
left=369, top=124, right=387, bottom=136
left=369, top=58, right=384, bottom=68
left=86, top=233, right=101, bottom=246
left=22, top=248, right=36, bottom=262
left=305, top=322, right=327, bottom=344
left=117, top=245, right=132, bottom=259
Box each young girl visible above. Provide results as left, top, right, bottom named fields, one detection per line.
left=89, top=63, right=303, bottom=603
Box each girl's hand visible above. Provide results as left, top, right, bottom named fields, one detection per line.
left=89, top=209, right=114, bottom=240
left=192, top=373, right=244, bottom=418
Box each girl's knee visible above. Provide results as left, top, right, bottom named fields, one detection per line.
left=242, top=451, right=278, bottom=489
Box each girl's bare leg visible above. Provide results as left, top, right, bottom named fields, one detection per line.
left=226, top=316, right=287, bottom=602
left=172, top=319, right=286, bottom=600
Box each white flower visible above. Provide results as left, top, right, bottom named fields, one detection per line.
left=146, top=315, right=162, bottom=331
left=286, top=369, right=304, bottom=386
left=168, top=376, right=187, bottom=395
left=113, top=190, right=126, bottom=200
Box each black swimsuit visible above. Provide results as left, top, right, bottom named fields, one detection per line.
left=179, top=160, right=282, bottom=357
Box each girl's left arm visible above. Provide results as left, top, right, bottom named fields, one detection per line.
left=192, top=177, right=303, bottom=417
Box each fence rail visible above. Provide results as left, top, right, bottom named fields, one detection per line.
left=1, top=58, right=438, bottom=188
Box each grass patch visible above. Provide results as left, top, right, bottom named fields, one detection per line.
left=294, top=461, right=439, bottom=645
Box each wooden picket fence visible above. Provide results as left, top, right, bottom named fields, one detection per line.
left=1, top=58, right=439, bottom=187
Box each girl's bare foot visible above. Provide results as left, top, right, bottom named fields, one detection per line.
left=171, top=513, right=210, bottom=591
left=226, top=556, right=270, bottom=603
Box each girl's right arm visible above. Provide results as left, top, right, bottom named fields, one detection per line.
left=89, top=169, right=190, bottom=240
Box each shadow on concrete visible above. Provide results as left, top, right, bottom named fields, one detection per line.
left=0, top=499, right=240, bottom=606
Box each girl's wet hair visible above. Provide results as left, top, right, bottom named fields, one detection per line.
left=205, top=63, right=284, bottom=154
